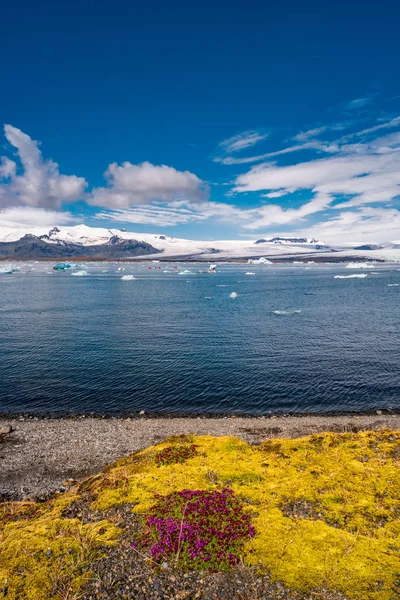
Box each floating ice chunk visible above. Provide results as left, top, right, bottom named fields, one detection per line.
left=247, top=257, right=272, bottom=265
left=204, top=296, right=213, bottom=299
left=71, top=270, right=88, bottom=277
left=229, top=292, right=238, bottom=299
left=346, top=262, right=374, bottom=269
left=272, top=309, right=301, bottom=315
left=245, top=272, right=256, bottom=275
left=178, top=270, right=194, bottom=275
left=388, top=283, right=399, bottom=286
left=53, top=262, right=72, bottom=271
left=121, top=275, right=137, bottom=280
left=216, top=284, right=227, bottom=287
left=334, top=274, right=368, bottom=279
left=0, top=265, right=13, bottom=274
left=102, top=270, right=109, bottom=273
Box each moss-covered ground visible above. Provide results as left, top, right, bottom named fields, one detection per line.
left=1, top=430, right=399, bottom=599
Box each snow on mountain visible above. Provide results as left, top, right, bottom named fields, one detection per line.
left=0, top=223, right=400, bottom=262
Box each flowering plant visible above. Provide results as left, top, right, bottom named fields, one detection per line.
left=134, top=488, right=255, bottom=572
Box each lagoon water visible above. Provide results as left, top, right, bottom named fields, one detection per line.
left=0, top=262, right=399, bottom=415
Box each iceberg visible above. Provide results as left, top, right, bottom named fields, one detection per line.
left=178, top=270, right=194, bottom=275
left=334, top=274, right=368, bottom=279
left=247, top=257, right=272, bottom=265
left=71, top=270, right=88, bottom=277
left=272, top=309, right=301, bottom=315
left=121, top=275, right=137, bottom=280
left=0, top=265, right=13, bottom=275
left=229, top=291, right=238, bottom=299
left=346, top=262, right=374, bottom=269
left=245, top=272, right=256, bottom=275
left=388, top=283, right=399, bottom=287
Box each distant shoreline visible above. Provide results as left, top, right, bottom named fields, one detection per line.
left=1, top=407, right=399, bottom=420
left=1, top=412, right=399, bottom=501
left=0, top=255, right=387, bottom=263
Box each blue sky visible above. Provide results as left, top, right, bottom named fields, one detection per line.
left=1, top=0, right=400, bottom=243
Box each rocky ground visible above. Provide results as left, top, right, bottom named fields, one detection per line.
left=1, top=412, right=399, bottom=500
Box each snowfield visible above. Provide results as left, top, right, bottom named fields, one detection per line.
left=0, top=223, right=400, bottom=262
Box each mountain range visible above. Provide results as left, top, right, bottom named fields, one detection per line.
left=0, top=224, right=399, bottom=262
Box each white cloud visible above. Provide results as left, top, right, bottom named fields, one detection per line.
left=289, top=207, right=400, bottom=245
left=343, top=96, right=372, bottom=111
left=215, top=140, right=338, bottom=165
left=88, top=161, right=209, bottom=208
left=242, top=193, right=331, bottom=229
left=341, top=116, right=400, bottom=140
left=0, top=206, right=77, bottom=228
left=96, top=200, right=253, bottom=228
left=95, top=194, right=333, bottom=231
left=0, top=125, right=87, bottom=209
left=218, top=130, right=269, bottom=154
left=293, top=122, right=349, bottom=142
left=234, top=135, right=400, bottom=210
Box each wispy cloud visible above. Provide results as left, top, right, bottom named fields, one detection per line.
left=233, top=127, right=400, bottom=214
left=218, top=130, right=269, bottom=154
left=215, top=140, right=338, bottom=165
left=343, top=96, right=373, bottom=111
left=341, top=115, right=400, bottom=140
left=288, top=207, right=400, bottom=245
left=293, top=122, right=349, bottom=142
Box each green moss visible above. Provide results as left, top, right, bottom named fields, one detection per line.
left=2, top=430, right=400, bottom=599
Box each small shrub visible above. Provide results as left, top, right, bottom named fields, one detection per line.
left=155, top=444, right=199, bottom=466
left=134, top=488, right=255, bottom=571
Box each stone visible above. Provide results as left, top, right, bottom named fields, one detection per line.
left=376, top=410, right=383, bottom=415
left=0, top=425, right=12, bottom=435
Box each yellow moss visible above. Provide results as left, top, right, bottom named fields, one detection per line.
left=1, top=430, right=400, bottom=599
left=86, top=431, right=400, bottom=599
left=0, top=495, right=120, bottom=600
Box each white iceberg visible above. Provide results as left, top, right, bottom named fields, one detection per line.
left=334, top=274, right=368, bottom=279
left=247, top=257, right=272, bottom=265
left=0, top=265, right=13, bottom=275
left=71, top=270, right=88, bottom=277
left=272, top=309, right=301, bottom=315
left=121, top=275, right=137, bottom=280
left=346, top=262, right=374, bottom=269
left=229, top=291, right=238, bottom=299
left=245, top=272, right=256, bottom=275
left=388, top=283, right=399, bottom=287
left=178, top=270, right=194, bottom=275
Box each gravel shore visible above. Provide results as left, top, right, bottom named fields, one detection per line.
left=1, top=413, right=399, bottom=500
